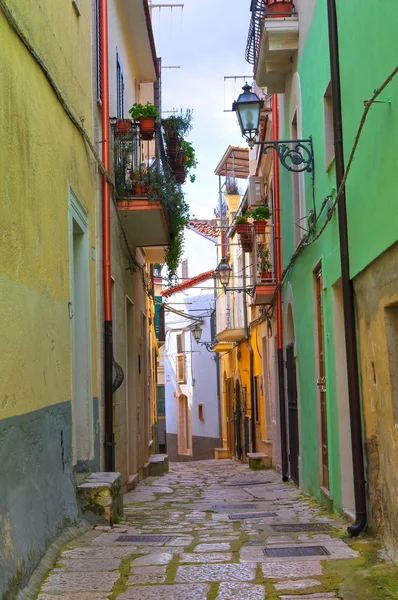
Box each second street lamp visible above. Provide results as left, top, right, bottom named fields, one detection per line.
left=216, top=258, right=232, bottom=291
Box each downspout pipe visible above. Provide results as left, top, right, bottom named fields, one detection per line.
left=326, top=0, right=367, bottom=535
left=272, top=94, right=289, bottom=482
left=242, top=252, right=256, bottom=453
left=100, top=0, right=115, bottom=472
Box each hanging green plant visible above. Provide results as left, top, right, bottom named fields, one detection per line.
left=147, top=168, right=190, bottom=285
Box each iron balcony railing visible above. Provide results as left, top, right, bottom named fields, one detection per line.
left=111, top=120, right=170, bottom=198
left=245, top=0, right=296, bottom=66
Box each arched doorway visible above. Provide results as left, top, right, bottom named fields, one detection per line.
left=286, top=304, right=300, bottom=485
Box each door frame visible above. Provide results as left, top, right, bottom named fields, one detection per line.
left=68, top=186, right=93, bottom=465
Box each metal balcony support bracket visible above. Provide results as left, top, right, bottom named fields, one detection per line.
left=260, top=138, right=314, bottom=173
left=223, top=287, right=255, bottom=297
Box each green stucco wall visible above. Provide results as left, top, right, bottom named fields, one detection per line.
left=279, top=0, right=398, bottom=514
left=280, top=0, right=343, bottom=511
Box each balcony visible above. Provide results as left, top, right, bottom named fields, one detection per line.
left=246, top=0, right=299, bottom=93
left=251, top=231, right=277, bottom=305
left=113, top=121, right=169, bottom=253
left=215, top=290, right=246, bottom=343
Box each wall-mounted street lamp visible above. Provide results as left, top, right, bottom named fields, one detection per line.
left=215, top=258, right=254, bottom=297
left=233, top=83, right=314, bottom=173
left=191, top=323, right=214, bottom=352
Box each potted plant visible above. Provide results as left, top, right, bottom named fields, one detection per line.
left=245, top=205, right=272, bottom=234
left=180, top=140, right=197, bottom=183
left=116, top=118, right=132, bottom=134
left=235, top=216, right=253, bottom=252
left=224, top=177, right=240, bottom=212
left=257, top=245, right=273, bottom=281
left=267, top=0, right=295, bottom=17
left=131, top=165, right=150, bottom=195
left=129, top=102, right=160, bottom=140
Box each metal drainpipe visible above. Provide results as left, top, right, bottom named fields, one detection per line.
left=100, top=0, right=114, bottom=472
left=242, top=252, right=256, bottom=453
left=326, top=0, right=367, bottom=535
left=272, top=94, right=289, bottom=481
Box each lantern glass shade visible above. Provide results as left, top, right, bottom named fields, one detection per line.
left=216, top=258, right=232, bottom=289
left=192, top=324, right=202, bottom=342
left=234, top=83, right=262, bottom=139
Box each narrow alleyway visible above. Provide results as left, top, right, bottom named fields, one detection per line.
left=38, top=461, right=398, bottom=600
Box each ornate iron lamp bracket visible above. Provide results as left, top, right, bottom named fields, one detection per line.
left=197, top=341, right=214, bottom=352
left=224, top=286, right=255, bottom=298
left=261, top=137, right=314, bottom=173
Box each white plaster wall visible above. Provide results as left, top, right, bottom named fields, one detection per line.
left=164, top=227, right=219, bottom=441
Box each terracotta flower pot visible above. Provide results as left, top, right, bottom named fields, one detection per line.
left=253, top=220, right=268, bottom=234
left=267, top=0, right=294, bottom=17
left=236, top=223, right=253, bottom=252
left=134, top=182, right=149, bottom=196
left=116, top=119, right=132, bottom=133
left=260, top=271, right=273, bottom=282
left=139, top=116, right=156, bottom=140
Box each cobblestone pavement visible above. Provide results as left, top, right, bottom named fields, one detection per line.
left=37, top=460, right=398, bottom=599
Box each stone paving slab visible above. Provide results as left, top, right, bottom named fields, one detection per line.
left=38, top=595, right=110, bottom=600
left=176, top=563, right=257, bottom=582
left=55, top=558, right=121, bottom=571
left=274, top=579, right=322, bottom=590
left=41, top=572, right=120, bottom=593
left=130, top=552, right=173, bottom=566
left=193, top=542, right=231, bottom=552
left=260, top=560, right=324, bottom=579
left=117, top=583, right=210, bottom=599
left=128, top=566, right=166, bottom=584
left=216, top=582, right=266, bottom=599
left=180, top=552, right=232, bottom=563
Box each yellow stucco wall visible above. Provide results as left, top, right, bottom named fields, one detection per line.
left=354, top=242, right=398, bottom=560
left=219, top=322, right=269, bottom=459
left=0, top=0, right=97, bottom=420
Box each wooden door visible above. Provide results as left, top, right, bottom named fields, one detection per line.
left=235, top=381, right=242, bottom=459
left=286, top=343, right=299, bottom=485
left=315, top=267, right=329, bottom=490
left=226, top=378, right=235, bottom=457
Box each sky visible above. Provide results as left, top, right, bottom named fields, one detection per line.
left=150, top=0, right=252, bottom=220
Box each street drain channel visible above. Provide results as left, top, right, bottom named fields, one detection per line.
left=263, top=545, right=331, bottom=558
left=229, top=512, right=277, bottom=520
left=270, top=523, right=333, bottom=533
left=116, top=535, right=174, bottom=543
left=211, top=504, right=258, bottom=510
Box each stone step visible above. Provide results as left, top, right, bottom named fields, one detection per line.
left=214, top=448, right=230, bottom=459
left=247, top=452, right=272, bottom=470
left=76, top=472, right=123, bottom=524
left=148, top=454, right=169, bottom=476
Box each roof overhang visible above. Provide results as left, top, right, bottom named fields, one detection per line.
left=214, top=146, right=250, bottom=179
left=121, top=0, right=159, bottom=82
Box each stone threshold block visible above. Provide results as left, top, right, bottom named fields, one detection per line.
left=148, top=454, right=169, bottom=477
left=214, top=448, right=230, bottom=459
left=77, top=472, right=123, bottom=525
left=247, top=452, right=271, bottom=470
